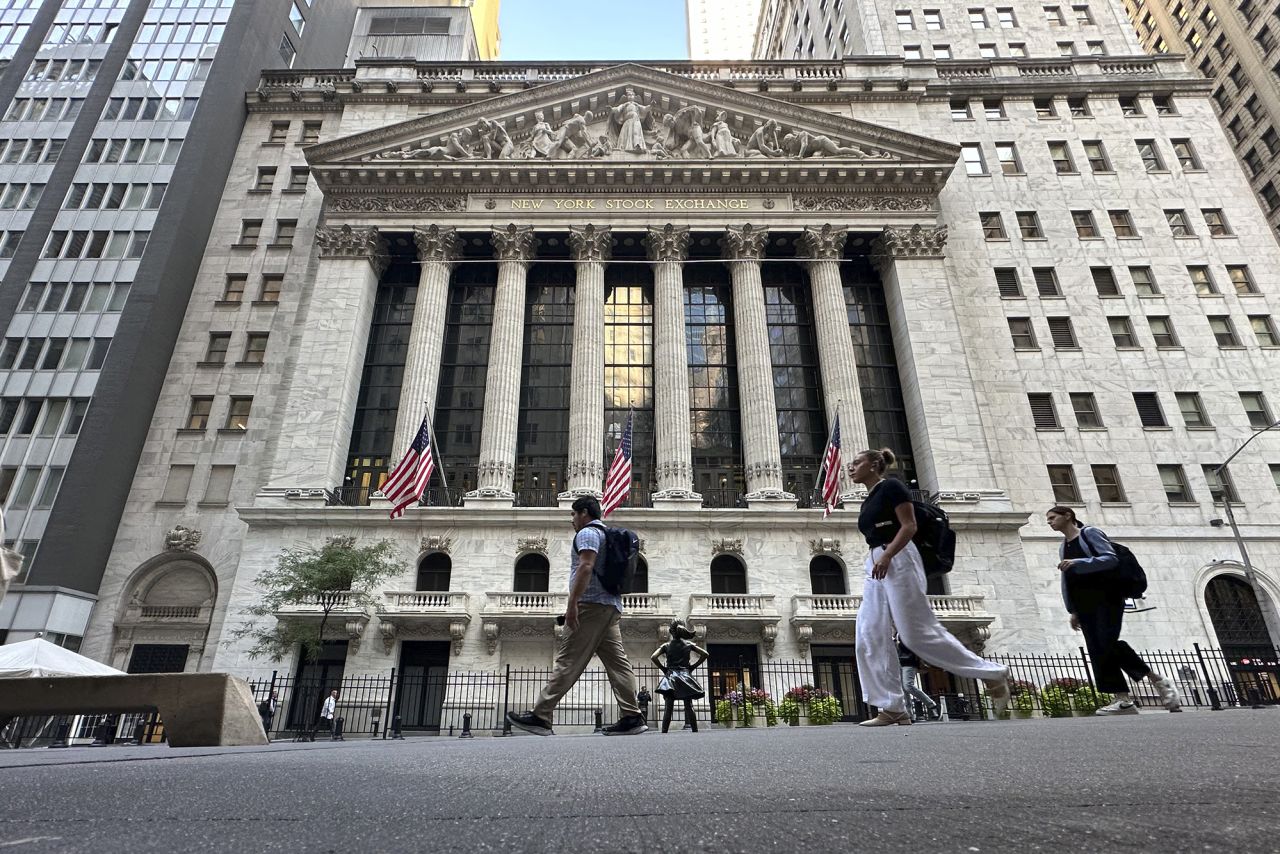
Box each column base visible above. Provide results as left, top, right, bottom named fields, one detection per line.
left=745, top=489, right=797, bottom=510
left=557, top=489, right=603, bottom=508
left=651, top=489, right=703, bottom=507
left=463, top=487, right=515, bottom=509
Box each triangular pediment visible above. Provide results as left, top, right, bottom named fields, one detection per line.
left=305, top=63, right=958, bottom=171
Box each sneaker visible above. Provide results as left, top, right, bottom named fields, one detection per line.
left=601, top=714, right=648, bottom=736
left=1094, top=700, right=1139, bottom=716
left=984, top=675, right=1011, bottom=717
left=506, top=711, right=555, bottom=736
left=858, top=710, right=912, bottom=727
left=1151, top=676, right=1183, bottom=712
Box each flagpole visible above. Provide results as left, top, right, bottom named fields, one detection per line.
left=423, top=401, right=449, bottom=496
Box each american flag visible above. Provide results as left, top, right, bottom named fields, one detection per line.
left=602, top=411, right=634, bottom=518
left=383, top=415, right=435, bottom=520
left=816, top=413, right=842, bottom=519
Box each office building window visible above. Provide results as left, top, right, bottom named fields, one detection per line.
left=1047, top=465, right=1080, bottom=502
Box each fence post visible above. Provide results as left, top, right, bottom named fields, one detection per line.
left=1078, top=646, right=1096, bottom=690
left=499, top=665, right=513, bottom=736
left=1193, top=643, right=1222, bottom=711
left=384, top=667, right=397, bottom=740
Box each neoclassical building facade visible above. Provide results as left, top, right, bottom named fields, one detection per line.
left=80, top=51, right=1280, bottom=709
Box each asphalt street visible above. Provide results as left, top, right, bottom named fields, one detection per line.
left=1, top=710, right=1277, bottom=853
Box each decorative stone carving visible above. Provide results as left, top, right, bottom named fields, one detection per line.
left=476, top=117, right=516, bottom=159
left=721, top=224, right=768, bottom=261
left=378, top=621, right=397, bottom=655
left=345, top=618, right=368, bottom=654
left=568, top=224, right=612, bottom=263
left=491, top=224, right=537, bottom=263
left=548, top=111, right=594, bottom=158
left=316, top=224, right=389, bottom=276
left=420, top=535, right=453, bottom=555
left=708, top=110, right=743, bottom=157
left=870, top=224, right=949, bottom=264
left=794, top=623, right=813, bottom=654
left=483, top=622, right=500, bottom=655
left=712, top=538, right=744, bottom=556
left=526, top=110, right=554, bottom=158
left=565, top=459, right=604, bottom=482
left=662, top=105, right=712, bottom=158
left=449, top=621, right=467, bottom=656
left=643, top=224, right=691, bottom=263
left=636, top=537, right=647, bottom=554
left=810, top=537, right=842, bottom=555
left=794, top=195, right=934, bottom=213
left=610, top=87, right=655, bottom=152
left=782, top=131, right=891, bottom=159
left=477, top=459, right=515, bottom=482
left=164, top=525, right=202, bottom=552
left=329, top=195, right=466, bottom=213
left=798, top=224, right=847, bottom=261
left=761, top=624, right=778, bottom=657
left=516, top=536, right=548, bottom=554
left=745, top=119, right=784, bottom=157
left=413, top=225, right=462, bottom=265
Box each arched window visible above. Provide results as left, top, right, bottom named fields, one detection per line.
left=513, top=553, right=550, bottom=593
left=1206, top=574, right=1275, bottom=652
left=416, top=553, right=451, bottom=591
left=710, top=554, right=747, bottom=594
left=630, top=556, right=649, bottom=594
left=809, top=555, right=846, bottom=595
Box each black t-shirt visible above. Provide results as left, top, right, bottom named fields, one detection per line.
left=858, top=477, right=912, bottom=547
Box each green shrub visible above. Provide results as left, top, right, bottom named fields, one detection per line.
left=777, top=697, right=801, bottom=725
left=1070, top=686, right=1113, bottom=715
left=1041, top=686, right=1072, bottom=717
left=1012, top=689, right=1038, bottom=713
left=808, top=695, right=843, bottom=725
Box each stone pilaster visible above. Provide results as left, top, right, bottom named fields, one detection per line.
left=390, top=225, right=462, bottom=458
left=799, top=224, right=870, bottom=457
left=560, top=224, right=611, bottom=502
left=643, top=224, right=701, bottom=503
left=466, top=225, right=536, bottom=504
left=722, top=225, right=793, bottom=505
left=871, top=224, right=1006, bottom=503
left=262, top=225, right=389, bottom=494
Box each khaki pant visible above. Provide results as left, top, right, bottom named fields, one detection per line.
left=533, top=602, right=640, bottom=723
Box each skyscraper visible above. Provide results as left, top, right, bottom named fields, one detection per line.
left=687, top=0, right=763, bottom=60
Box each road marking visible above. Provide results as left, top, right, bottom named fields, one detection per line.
left=0, top=838, right=63, bottom=848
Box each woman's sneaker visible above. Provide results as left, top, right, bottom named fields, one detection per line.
left=1151, top=675, right=1183, bottom=712
left=1095, top=699, right=1139, bottom=716
left=506, top=711, right=555, bottom=735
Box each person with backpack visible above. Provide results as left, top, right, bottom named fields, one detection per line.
left=506, top=496, right=648, bottom=736
left=849, top=448, right=1010, bottom=727
left=1047, top=505, right=1181, bottom=715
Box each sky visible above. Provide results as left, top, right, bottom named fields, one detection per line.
left=497, top=0, right=689, bottom=61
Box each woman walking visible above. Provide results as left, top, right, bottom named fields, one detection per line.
left=1047, top=506, right=1181, bottom=714
left=851, top=448, right=1011, bottom=726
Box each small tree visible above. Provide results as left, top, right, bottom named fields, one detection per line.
left=232, top=536, right=401, bottom=662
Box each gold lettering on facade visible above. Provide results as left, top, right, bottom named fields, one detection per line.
left=506, top=198, right=758, bottom=211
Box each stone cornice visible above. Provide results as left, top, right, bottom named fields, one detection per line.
left=413, top=225, right=462, bottom=265
left=491, top=224, right=537, bottom=263
left=643, top=224, right=691, bottom=262
left=721, top=224, right=769, bottom=261
left=798, top=224, right=847, bottom=261
left=315, top=224, right=390, bottom=276
left=567, top=224, right=612, bottom=262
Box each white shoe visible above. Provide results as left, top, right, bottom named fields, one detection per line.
left=1151, top=676, right=1182, bottom=712
left=1095, top=699, right=1138, bottom=716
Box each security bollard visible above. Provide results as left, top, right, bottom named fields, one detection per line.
left=1207, top=685, right=1223, bottom=711
left=953, top=694, right=971, bottom=721
left=332, top=716, right=345, bottom=741
left=593, top=709, right=603, bottom=733
left=459, top=712, right=474, bottom=738
left=391, top=714, right=404, bottom=740
left=133, top=719, right=146, bottom=745
left=937, top=695, right=950, bottom=723
left=50, top=721, right=71, bottom=748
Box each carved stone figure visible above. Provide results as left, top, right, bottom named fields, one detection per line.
left=708, top=111, right=742, bottom=157
left=663, top=105, right=711, bottom=158
left=443, top=129, right=475, bottom=159
left=782, top=131, right=883, bottom=158
left=476, top=117, right=515, bottom=159
left=164, top=525, right=202, bottom=552
left=589, top=134, right=611, bottom=158
left=609, top=87, right=653, bottom=153
left=374, top=143, right=457, bottom=161
left=549, top=112, right=593, bottom=158
left=745, top=120, right=784, bottom=157
left=527, top=110, right=554, bottom=158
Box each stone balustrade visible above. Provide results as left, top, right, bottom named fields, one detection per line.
left=383, top=591, right=470, bottom=614
left=791, top=593, right=989, bottom=621
left=688, top=593, right=779, bottom=617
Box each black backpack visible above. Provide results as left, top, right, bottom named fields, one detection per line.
left=912, top=500, right=956, bottom=577
left=1082, top=527, right=1148, bottom=599
left=585, top=521, right=640, bottom=595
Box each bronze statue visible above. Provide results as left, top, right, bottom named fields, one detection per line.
left=650, top=619, right=708, bottom=733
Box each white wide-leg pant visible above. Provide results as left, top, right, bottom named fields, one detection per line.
left=856, top=542, right=1007, bottom=714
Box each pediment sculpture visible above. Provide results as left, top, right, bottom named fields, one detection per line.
left=370, top=87, right=894, bottom=163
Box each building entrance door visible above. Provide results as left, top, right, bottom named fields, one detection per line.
left=706, top=644, right=760, bottom=720
left=395, top=641, right=450, bottom=731
left=126, top=643, right=189, bottom=674
left=288, top=640, right=348, bottom=730
left=810, top=644, right=867, bottom=721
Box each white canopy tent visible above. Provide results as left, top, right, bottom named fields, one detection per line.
left=0, top=638, right=125, bottom=678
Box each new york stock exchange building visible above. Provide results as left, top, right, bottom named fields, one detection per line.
left=81, top=55, right=1280, bottom=723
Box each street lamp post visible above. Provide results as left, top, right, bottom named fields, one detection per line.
left=1213, top=417, right=1280, bottom=646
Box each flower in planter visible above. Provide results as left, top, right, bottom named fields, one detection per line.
left=747, top=687, right=771, bottom=706
left=784, top=684, right=818, bottom=703
left=1069, top=686, right=1113, bottom=715
left=807, top=695, right=843, bottom=725
left=1046, top=677, right=1086, bottom=694
left=1041, top=685, right=1072, bottom=717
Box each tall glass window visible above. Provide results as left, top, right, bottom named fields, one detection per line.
left=843, top=256, right=917, bottom=483
left=685, top=263, right=742, bottom=507
left=433, top=261, right=496, bottom=498
left=514, top=265, right=574, bottom=506
left=604, top=264, right=655, bottom=507
left=764, top=263, right=826, bottom=506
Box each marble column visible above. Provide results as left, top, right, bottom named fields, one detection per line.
left=263, top=224, right=388, bottom=495
left=391, top=225, right=461, bottom=457
left=799, top=224, right=870, bottom=456
left=643, top=224, right=701, bottom=503
left=722, top=224, right=793, bottom=504
left=466, top=224, right=536, bottom=504
left=871, top=224, right=1006, bottom=504
left=559, top=224, right=611, bottom=502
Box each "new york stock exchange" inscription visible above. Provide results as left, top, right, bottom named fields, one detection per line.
left=496, top=196, right=779, bottom=211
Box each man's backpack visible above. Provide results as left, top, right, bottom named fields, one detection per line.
left=1080, top=527, right=1147, bottom=599
left=586, top=521, right=640, bottom=595
left=912, top=500, right=956, bottom=577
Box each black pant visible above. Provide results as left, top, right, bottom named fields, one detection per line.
left=1078, top=597, right=1150, bottom=693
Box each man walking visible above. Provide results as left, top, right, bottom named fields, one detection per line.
left=318, top=689, right=338, bottom=740
left=897, top=638, right=939, bottom=721
left=258, top=689, right=279, bottom=741
left=506, top=496, right=647, bottom=736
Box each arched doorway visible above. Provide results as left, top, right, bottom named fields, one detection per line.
left=709, top=554, right=747, bottom=594
left=808, top=556, right=846, bottom=595
left=114, top=556, right=217, bottom=673
left=513, top=553, right=550, bottom=592
left=416, top=553, right=451, bottom=591
left=1206, top=574, right=1279, bottom=704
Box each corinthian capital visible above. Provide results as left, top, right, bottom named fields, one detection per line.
left=870, top=224, right=949, bottom=266
left=798, top=224, right=847, bottom=262
left=643, top=224, right=691, bottom=263
left=568, top=224, right=613, bottom=263
left=413, top=224, right=462, bottom=265
left=491, top=224, right=537, bottom=264
left=316, top=224, right=390, bottom=276
left=721, top=224, right=769, bottom=261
